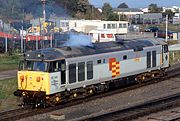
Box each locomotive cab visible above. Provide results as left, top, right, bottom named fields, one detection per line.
left=14, top=59, right=66, bottom=107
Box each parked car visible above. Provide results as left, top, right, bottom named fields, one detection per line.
left=145, top=26, right=159, bottom=32
left=155, top=30, right=173, bottom=39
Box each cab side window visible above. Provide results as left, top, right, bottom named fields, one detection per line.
left=49, top=61, right=59, bottom=73
left=78, top=62, right=85, bottom=82
left=87, top=61, right=93, bottom=80
left=69, top=63, right=76, bottom=84
left=164, top=45, right=168, bottom=53
left=59, top=61, right=66, bottom=71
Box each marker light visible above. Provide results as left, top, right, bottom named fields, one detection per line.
left=36, top=76, right=41, bottom=82
left=22, top=92, right=26, bottom=96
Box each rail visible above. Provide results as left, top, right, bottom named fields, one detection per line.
left=85, top=93, right=180, bottom=121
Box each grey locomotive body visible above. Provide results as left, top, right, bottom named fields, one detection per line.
left=14, top=39, right=169, bottom=107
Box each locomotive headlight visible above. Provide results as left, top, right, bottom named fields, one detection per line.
left=37, top=54, right=41, bottom=57
left=22, top=92, right=26, bottom=96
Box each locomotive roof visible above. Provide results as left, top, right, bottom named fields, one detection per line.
left=24, top=39, right=165, bottom=61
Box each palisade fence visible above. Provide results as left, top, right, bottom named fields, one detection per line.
left=169, top=43, right=180, bottom=64
left=0, top=33, right=53, bottom=54
left=178, top=32, right=180, bottom=40
left=170, top=50, right=180, bottom=65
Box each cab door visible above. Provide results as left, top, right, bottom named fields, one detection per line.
left=162, top=45, right=169, bottom=68
left=49, top=60, right=66, bottom=93
left=49, top=61, right=61, bottom=94
left=59, top=60, right=66, bottom=85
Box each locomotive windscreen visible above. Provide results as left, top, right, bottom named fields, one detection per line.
left=19, top=61, right=48, bottom=72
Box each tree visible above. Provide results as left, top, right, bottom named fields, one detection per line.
left=174, top=8, right=179, bottom=13
left=107, top=13, right=119, bottom=21
left=77, top=0, right=89, bottom=13
left=101, top=3, right=121, bottom=21
left=55, top=0, right=90, bottom=18
left=163, top=9, right=174, bottom=19
left=0, top=0, right=100, bottom=22
left=0, top=0, right=24, bottom=21
left=55, top=0, right=78, bottom=16
left=119, top=14, right=128, bottom=21
left=118, top=2, right=128, bottom=8
left=148, top=3, right=162, bottom=13
left=84, top=5, right=101, bottom=20
left=102, top=3, right=112, bottom=20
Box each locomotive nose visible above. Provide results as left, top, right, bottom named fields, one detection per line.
left=18, top=71, right=47, bottom=92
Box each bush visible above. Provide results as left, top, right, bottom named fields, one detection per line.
left=0, top=54, right=21, bottom=71
left=167, top=40, right=178, bottom=45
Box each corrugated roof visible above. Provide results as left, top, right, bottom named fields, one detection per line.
left=113, top=8, right=143, bottom=12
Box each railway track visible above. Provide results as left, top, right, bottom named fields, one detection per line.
left=147, top=110, right=180, bottom=121
left=0, top=65, right=180, bottom=121
left=85, top=92, right=180, bottom=121
left=0, top=108, right=30, bottom=121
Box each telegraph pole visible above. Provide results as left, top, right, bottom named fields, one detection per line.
left=5, top=36, right=7, bottom=53
left=41, top=0, right=46, bottom=49
left=21, top=25, right=24, bottom=53
left=41, top=0, right=46, bottom=22
left=165, top=15, right=168, bottom=42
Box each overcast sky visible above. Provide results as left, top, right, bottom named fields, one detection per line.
left=89, top=0, right=180, bottom=8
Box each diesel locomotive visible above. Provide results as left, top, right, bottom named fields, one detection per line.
left=14, top=38, right=169, bottom=107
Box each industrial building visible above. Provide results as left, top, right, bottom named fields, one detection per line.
left=59, top=20, right=128, bottom=34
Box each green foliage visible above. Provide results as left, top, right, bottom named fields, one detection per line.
left=102, top=3, right=124, bottom=21
left=102, top=3, right=112, bottom=20
left=55, top=0, right=90, bottom=18
left=55, top=0, right=77, bottom=16
left=77, top=0, right=89, bottom=13
left=119, top=14, right=128, bottom=21
left=0, top=78, right=17, bottom=99
left=148, top=3, right=163, bottom=13
left=0, top=0, right=122, bottom=21
left=108, top=13, right=119, bottom=21
left=163, top=9, right=174, bottom=19
left=102, top=3, right=119, bottom=21
left=0, top=0, right=91, bottom=21
left=0, top=54, right=20, bottom=71
left=0, top=78, right=18, bottom=110
left=118, top=2, right=129, bottom=8
left=169, top=51, right=180, bottom=65
left=0, top=0, right=24, bottom=22
left=174, top=8, right=180, bottom=13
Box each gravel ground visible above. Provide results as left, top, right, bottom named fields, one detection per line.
left=17, top=74, right=180, bottom=121
left=134, top=107, right=180, bottom=121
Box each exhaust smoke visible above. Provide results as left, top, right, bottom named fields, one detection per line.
left=63, top=32, right=93, bottom=47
